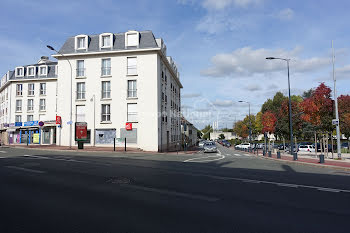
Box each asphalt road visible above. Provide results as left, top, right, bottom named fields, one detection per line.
left=1, top=145, right=350, bottom=233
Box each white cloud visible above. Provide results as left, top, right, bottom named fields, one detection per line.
left=201, top=46, right=331, bottom=77
left=335, top=65, right=350, bottom=80
left=246, top=84, right=262, bottom=91
left=276, top=8, right=294, bottom=20
left=182, top=93, right=202, bottom=98
left=202, top=0, right=262, bottom=10
left=211, top=99, right=236, bottom=107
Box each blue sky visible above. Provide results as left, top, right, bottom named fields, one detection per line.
left=1, top=0, right=350, bottom=129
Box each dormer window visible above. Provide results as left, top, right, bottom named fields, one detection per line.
left=27, top=66, right=35, bottom=76
left=15, top=67, right=24, bottom=77
left=39, top=65, right=47, bottom=76
left=125, top=31, right=139, bottom=47
left=75, top=35, right=88, bottom=50
left=99, top=33, right=113, bottom=48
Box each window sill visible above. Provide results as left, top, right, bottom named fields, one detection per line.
left=76, top=99, right=86, bottom=102
left=27, top=110, right=34, bottom=113
left=101, top=75, right=112, bottom=78
left=40, top=94, right=46, bottom=96
left=126, top=121, right=138, bottom=123
left=16, top=95, right=23, bottom=97
left=126, top=74, right=138, bottom=77
left=15, top=111, right=22, bottom=113
left=126, top=97, right=138, bottom=100
left=101, top=98, right=112, bottom=101
left=27, top=95, right=35, bottom=97
left=76, top=76, right=86, bottom=79
left=100, top=121, right=112, bottom=124
left=39, top=110, right=46, bottom=112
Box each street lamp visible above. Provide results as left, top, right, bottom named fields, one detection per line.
left=266, top=57, right=296, bottom=160
left=238, top=100, right=252, bottom=144
left=47, top=45, right=73, bottom=149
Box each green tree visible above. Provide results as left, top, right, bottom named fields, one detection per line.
left=201, top=124, right=213, bottom=139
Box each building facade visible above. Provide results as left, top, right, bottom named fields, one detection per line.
left=0, top=57, right=58, bottom=145
left=54, top=30, right=182, bottom=151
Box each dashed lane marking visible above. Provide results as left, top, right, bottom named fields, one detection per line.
left=5, top=165, right=46, bottom=174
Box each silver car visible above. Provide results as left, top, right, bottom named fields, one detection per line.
left=199, top=140, right=206, bottom=148
left=203, top=142, right=217, bottom=153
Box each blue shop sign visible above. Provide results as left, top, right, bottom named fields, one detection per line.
left=15, top=122, right=23, bottom=127
left=24, top=121, right=38, bottom=127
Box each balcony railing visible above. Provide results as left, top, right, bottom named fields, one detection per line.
left=76, top=68, right=85, bottom=77
left=101, top=67, right=111, bottom=76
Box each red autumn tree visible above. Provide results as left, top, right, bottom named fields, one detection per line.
left=338, top=95, right=350, bottom=138
left=262, top=111, right=277, bottom=133
left=300, top=83, right=333, bottom=132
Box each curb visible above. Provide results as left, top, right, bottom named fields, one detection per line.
left=234, top=150, right=350, bottom=171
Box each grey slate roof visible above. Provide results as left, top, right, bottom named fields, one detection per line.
left=59, top=31, right=159, bottom=54
left=9, top=61, right=58, bottom=81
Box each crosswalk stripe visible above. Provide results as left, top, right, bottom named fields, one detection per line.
left=234, top=154, right=242, bottom=156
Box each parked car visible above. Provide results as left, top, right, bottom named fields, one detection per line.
left=203, top=142, right=217, bottom=153
left=199, top=140, right=206, bottom=148
left=315, top=143, right=336, bottom=152
left=341, top=142, right=349, bottom=149
left=237, top=143, right=250, bottom=149
left=298, top=145, right=315, bottom=153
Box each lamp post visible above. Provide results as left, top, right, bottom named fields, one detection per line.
left=47, top=45, right=73, bottom=149
left=90, top=94, right=96, bottom=147
left=266, top=57, right=296, bottom=160
left=238, top=100, right=252, bottom=144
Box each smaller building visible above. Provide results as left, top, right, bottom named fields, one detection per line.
left=181, top=118, right=197, bottom=149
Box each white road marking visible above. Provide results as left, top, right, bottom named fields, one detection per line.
left=0, top=157, right=5, bottom=159
left=5, top=165, right=45, bottom=174
left=184, top=155, right=225, bottom=163
left=317, top=188, right=341, bottom=193
left=234, top=154, right=242, bottom=156
left=122, top=184, right=219, bottom=202
left=0, top=151, right=7, bottom=153
left=22, top=154, right=111, bottom=166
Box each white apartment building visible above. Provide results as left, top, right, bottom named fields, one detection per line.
left=54, top=30, right=182, bottom=151
left=0, top=57, right=58, bottom=145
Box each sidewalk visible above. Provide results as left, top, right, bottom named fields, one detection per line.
left=235, top=148, right=350, bottom=170
left=5, top=144, right=199, bottom=155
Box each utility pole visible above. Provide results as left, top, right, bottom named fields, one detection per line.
left=332, top=40, right=342, bottom=159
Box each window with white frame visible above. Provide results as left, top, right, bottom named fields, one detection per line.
left=76, top=105, right=86, bottom=122
left=76, top=60, right=85, bottom=77
left=101, top=58, right=111, bottom=76
left=16, top=84, right=23, bottom=96
left=15, top=115, right=21, bottom=122
left=15, top=67, right=24, bottom=77
left=16, top=100, right=22, bottom=112
left=127, top=80, right=137, bottom=98
left=127, top=103, right=137, bottom=122
left=101, top=104, right=111, bottom=122
left=127, top=57, right=137, bottom=75
left=40, top=83, right=46, bottom=95
left=40, top=99, right=46, bottom=111
left=39, top=66, right=47, bottom=76
left=27, top=66, right=35, bottom=76
left=27, top=99, right=34, bottom=111
left=100, top=33, right=113, bottom=48
left=76, top=82, right=85, bottom=100
left=101, top=81, right=111, bottom=99
left=75, top=35, right=88, bottom=50
left=27, top=115, right=33, bottom=122
left=126, top=32, right=139, bottom=47
left=28, top=83, right=34, bottom=96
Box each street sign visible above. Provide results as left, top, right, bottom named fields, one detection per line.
left=39, top=121, right=44, bottom=127
left=67, top=121, right=73, bottom=125
left=332, top=119, right=339, bottom=126
left=125, top=122, right=132, bottom=130
left=56, top=116, right=62, bottom=125
left=75, top=122, right=87, bottom=141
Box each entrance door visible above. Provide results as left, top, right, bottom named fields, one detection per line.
left=43, top=128, right=51, bottom=144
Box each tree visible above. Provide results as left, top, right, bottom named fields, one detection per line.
left=201, top=124, right=213, bottom=139
left=233, top=121, right=249, bottom=139
left=338, top=95, right=350, bottom=138
left=301, top=83, right=333, bottom=133
left=302, top=88, right=314, bottom=99
left=255, top=111, right=263, bottom=134
left=261, top=111, right=277, bottom=133
left=219, top=134, right=225, bottom=139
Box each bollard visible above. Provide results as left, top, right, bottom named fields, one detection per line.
left=124, top=138, right=127, bottom=152
left=319, top=154, right=325, bottom=164
left=268, top=151, right=272, bottom=157
left=114, top=138, right=116, bottom=151
left=277, top=151, right=281, bottom=159
left=293, top=152, right=298, bottom=161
left=263, top=149, right=266, bottom=156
